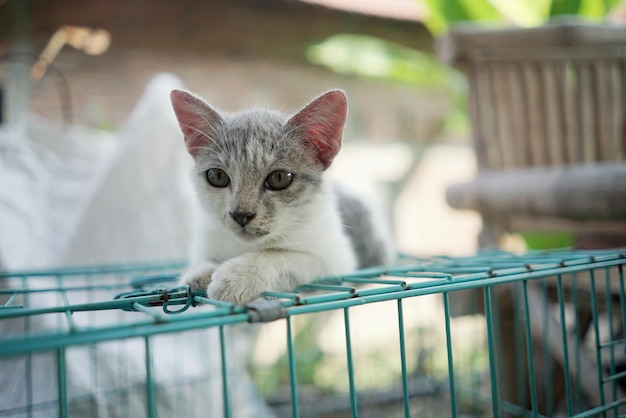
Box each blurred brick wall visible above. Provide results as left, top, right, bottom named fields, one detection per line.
left=1, top=0, right=449, bottom=142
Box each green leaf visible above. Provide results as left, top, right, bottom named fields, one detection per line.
left=550, top=0, right=582, bottom=16
left=491, top=0, right=552, bottom=26
left=458, top=0, right=502, bottom=21
left=305, top=34, right=463, bottom=90
left=423, top=0, right=621, bottom=34
left=423, top=0, right=501, bottom=35
left=577, top=0, right=622, bottom=17
left=520, top=231, right=575, bottom=250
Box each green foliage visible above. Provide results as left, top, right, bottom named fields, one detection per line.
left=554, top=0, right=622, bottom=18
left=423, top=0, right=501, bottom=35
left=306, top=34, right=463, bottom=90
left=519, top=231, right=575, bottom=250
left=549, top=0, right=582, bottom=16
left=423, top=0, right=623, bottom=35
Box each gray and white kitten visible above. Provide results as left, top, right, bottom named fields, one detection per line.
left=171, top=89, right=393, bottom=305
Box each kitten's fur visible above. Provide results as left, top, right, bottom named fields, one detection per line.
left=171, top=89, right=393, bottom=304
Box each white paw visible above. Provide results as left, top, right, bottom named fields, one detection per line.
left=179, top=263, right=216, bottom=291
left=208, top=262, right=265, bottom=305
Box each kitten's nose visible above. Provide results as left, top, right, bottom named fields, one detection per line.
left=230, top=211, right=256, bottom=227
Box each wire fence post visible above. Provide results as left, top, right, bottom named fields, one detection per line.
left=443, top=292, right=457, bottom=418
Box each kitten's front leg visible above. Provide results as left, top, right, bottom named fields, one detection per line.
left=179, top=262, right=219, bottom=291
left=208, top=250, right=327, bottom=305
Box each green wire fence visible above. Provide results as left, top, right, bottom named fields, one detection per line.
left=1, top=249, right=625, bottom=417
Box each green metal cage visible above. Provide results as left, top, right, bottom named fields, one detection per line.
left=1, top=250, right=625, bottom=417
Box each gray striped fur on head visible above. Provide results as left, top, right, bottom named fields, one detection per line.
left=170, top=90, right=347, bottom=243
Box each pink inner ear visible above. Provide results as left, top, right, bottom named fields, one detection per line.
left=290, top=90, right=347, bottom=169
left=170, top=90, right=221, bottom=157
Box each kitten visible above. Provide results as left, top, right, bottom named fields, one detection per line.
left=170, top=89, right=394, bottom=305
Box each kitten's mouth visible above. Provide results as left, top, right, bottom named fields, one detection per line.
left=235, top=227, right=270, bottom=240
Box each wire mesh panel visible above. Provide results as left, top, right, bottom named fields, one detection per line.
left=1, top=250, right=625, bottom=417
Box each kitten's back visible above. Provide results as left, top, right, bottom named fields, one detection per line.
left=334, top=184, right=394, bottom=268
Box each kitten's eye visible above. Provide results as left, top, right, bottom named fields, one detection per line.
left=265, top=170, right=293, bottom=190
left=206, top=168, right=230, bottom=188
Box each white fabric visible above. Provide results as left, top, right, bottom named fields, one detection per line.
left=59, top=73, right=195, bottom=266
left=0, top=73, right=274, bottom=417
left=1, top=73, right=194, bottom=270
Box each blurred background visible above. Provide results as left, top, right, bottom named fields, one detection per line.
left=1, top=1, right=625, bottom=416
left=0, top=0, right=478, bottom=267
left=2, top=0, right=624, bottom=268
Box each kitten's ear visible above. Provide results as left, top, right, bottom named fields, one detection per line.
left=287, top=90, right=347, bottom=170
left=170, top=89, right=222, bottom=157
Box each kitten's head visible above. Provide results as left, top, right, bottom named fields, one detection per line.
left=171, top=89, right=347, bottom=242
